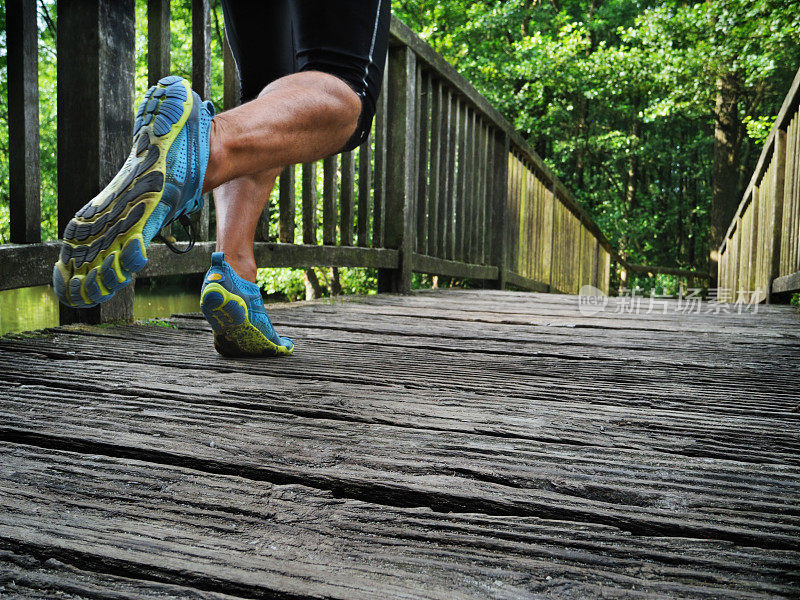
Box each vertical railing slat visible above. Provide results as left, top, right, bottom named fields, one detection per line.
left=322, top=155, right=338, bottom=245
left=7, top=0, right=41, bottom=244
left=340, top=151, right=355, bottom=246
left=378, top=45, right=416, bottom=293
left=464, top=112, right=481, bottom=263
left=302, top=162, right=318, bottom=245
left=57, top=0, right=135, bottom=323
left=478, top=121, right=489, bottom=265
left=426, top=80, right=442, bottom=257
left=279, top=166, right=296, bottom=244
left=147, top=0, right=170, bottom=86
left=415, top=69, right=430, bottom=255
left=372, top=66, right=389, bottom=248
left=357, top=136, right=372, bottom=247
left=436, top=90, right=452, bottom=259
left=454, top=104, right=468, bottom=263
left=191, top=0, right=211, bottom=242
left=446, top=95, right=459, bottom=260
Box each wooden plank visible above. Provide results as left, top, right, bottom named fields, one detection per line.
left=322, top=155, right=337, bottom=245
left=357, top=136, right=371, bottom=247
left=771, top=270, right=800, bottom=294
left=505, top=270, right=550, bottom=293
left=411, top=253, right=498, bottom=280
left=4, top=443, right=798, bottom=599
left=278, top=166, right=295, bottom=244
left=339, top=152, right=355, bottom=246
left=0, top=242, right=399, bottom=290
left=147, top=0, right=170, bottom=87
left=0, top=547, right=240, bottom=599
left=378, top=46, right=416, bottom=293
left=7, top=0, right=41, bottom=244
left=415, top=70, right=430, bottom=255
left=2, top=328, right=800, bottom=552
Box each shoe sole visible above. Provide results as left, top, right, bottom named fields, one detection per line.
left=53, top=76, right=194, bottom=308
left=200, top=283, right=293, bottom=358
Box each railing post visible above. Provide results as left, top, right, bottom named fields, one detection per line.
left=147, top=0, right=170, bottom=86
left=190, top=0, right=211, bottom=242
left=489, top=132, right=510, bottom=289
left=378, top=45, right=416, bottom=293
left=767, top=129, right=787, bottom=303
left=7, top=0, right=41, bottom=244
left=57, top=0, right=136, bottom=324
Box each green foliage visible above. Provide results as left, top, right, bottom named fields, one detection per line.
left=395, top=0, right=800, bottom=273
left=791, top=293, right=800, bottom=309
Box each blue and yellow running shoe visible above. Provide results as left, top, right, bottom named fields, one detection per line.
left=200, top=253, right=294, bottom=357
left=53, top=75, right=215, bottom=308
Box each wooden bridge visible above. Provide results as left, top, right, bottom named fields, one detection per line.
left=2, top=2, right=800, bottom=598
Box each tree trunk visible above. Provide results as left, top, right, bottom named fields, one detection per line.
left=330, top=267, right=342, bottom=296
left=304, top=268, right=321, bottom=301
left=710, top=73, right=741, bottom=286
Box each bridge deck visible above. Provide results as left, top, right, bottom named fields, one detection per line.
left=1, top=289, right=799, bottom=599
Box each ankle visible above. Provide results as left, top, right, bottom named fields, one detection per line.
left=220, top=251, right=257, bottom=283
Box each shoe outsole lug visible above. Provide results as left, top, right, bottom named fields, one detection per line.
left=53, top=76, right=195, bottom=309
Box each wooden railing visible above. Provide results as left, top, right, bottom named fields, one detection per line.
left=718, top=66, right=800, bottom=302
left=1, top=2, right=707, bottom=324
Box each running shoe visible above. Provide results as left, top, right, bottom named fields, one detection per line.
left=200, top=252, right=294, bottom=357
left=53, top=75, right=214, bottom=308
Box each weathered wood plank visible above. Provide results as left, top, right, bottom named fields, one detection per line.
left=3, top=443, right=797, bottom=599
left=411, top=253, right=498, bottom=280
left=0, top=549, right=239, bottom=599
left=1, top=375, right=799, bottom=550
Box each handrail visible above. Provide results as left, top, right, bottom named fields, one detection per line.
left=718, top=66, right=800, bottom=301
left=1, top=2, right=703, bottom=324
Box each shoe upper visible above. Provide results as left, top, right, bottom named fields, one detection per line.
left=142, top=79, right=215, bottom=246
left=202, top=252, right=294, bottom=351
